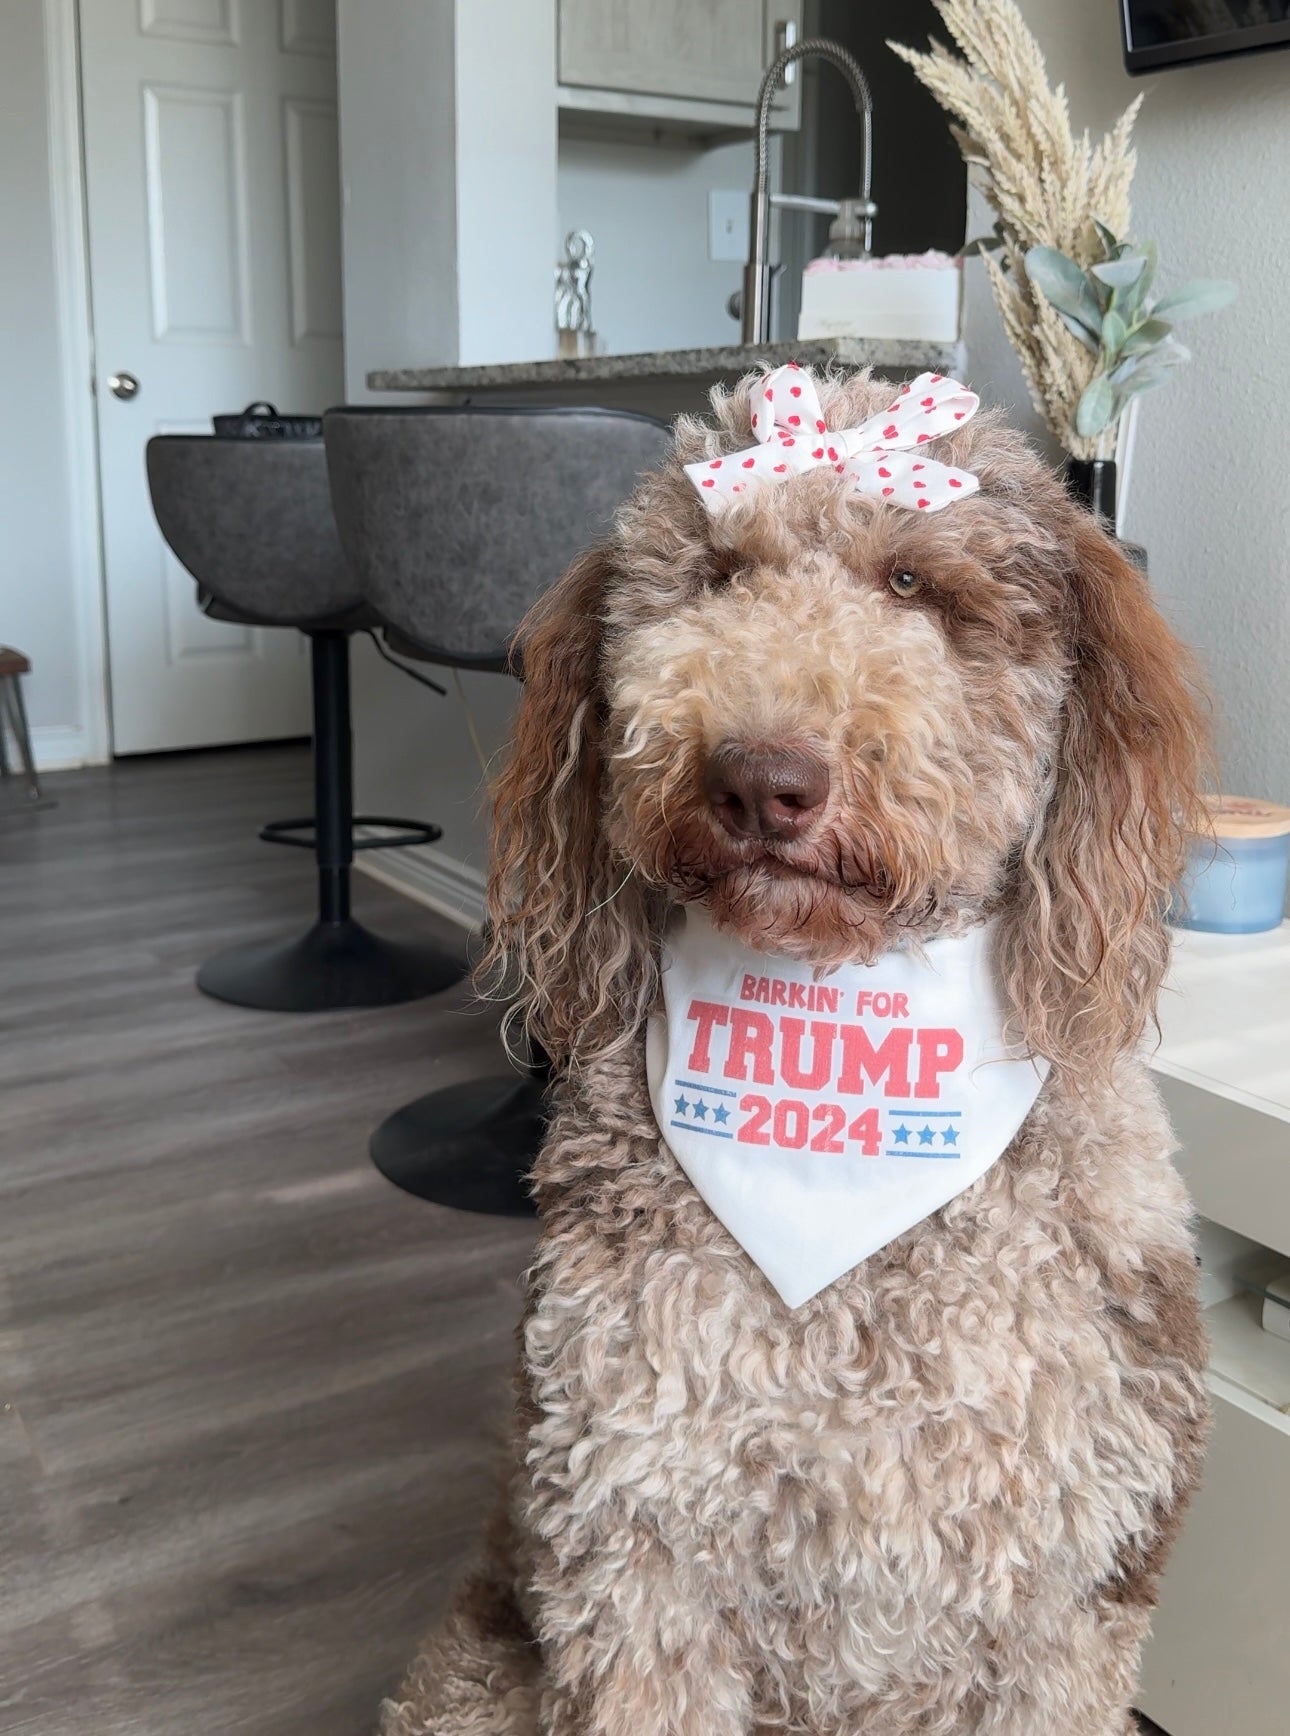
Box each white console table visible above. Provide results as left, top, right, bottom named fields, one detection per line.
left=1138, top=923, right=1290, bottom=1736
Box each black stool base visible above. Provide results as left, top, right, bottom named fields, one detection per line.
left=196, top=918, right=466, bottom=1013
left=369, top=1075, right=545, bottom=1217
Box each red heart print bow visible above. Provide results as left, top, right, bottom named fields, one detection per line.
left=685, top=365, right=980, bottom=514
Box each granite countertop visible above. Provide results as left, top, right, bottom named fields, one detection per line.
left=368, top=335, right=966, bottom=393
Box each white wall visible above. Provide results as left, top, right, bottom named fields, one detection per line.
left=0, top=0, right=100, bottom=764
left=454, top=2, right=558, bottom=367
left=338, top=0, right=557, bottom=397
left=963, top=0, right=1290, bottom=807
left=336, top=0, right=461, bottom=397
left=557, top=135, right=751, bottom=355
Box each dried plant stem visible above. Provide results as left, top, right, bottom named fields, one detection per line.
left=891, top=0, right=1141, bottom=459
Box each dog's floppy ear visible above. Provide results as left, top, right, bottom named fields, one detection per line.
left=999, top=508, right=1207, bottom=1078
left=486, top=543, right=652, bottom=1069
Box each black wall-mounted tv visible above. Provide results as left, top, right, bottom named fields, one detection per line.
left=1122, top=1, right=1290, bottom=73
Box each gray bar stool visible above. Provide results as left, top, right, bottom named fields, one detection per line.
left=147, top=430, right=464, bottom=1012
left=323, top=404, right=671, bottom=1215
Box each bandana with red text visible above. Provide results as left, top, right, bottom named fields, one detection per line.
left=646, top=906, right=1047, bottom=1308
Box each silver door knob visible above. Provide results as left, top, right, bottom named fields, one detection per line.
left=108, top=372, right=140, bottom=401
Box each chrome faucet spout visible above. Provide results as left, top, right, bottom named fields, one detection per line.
left=742, top=37, right=877, bottom=346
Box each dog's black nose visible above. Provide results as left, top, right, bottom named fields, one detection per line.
left=704, top=743, right=829, bottom=841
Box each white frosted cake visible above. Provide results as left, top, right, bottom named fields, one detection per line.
left=797, top=251, right=963, bottom=343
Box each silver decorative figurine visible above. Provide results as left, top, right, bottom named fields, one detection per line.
left=555, top=229, right=597, bottom=359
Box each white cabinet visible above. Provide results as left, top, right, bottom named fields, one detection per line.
left=1138, top=1385, right=1290, bottom=1736
left=557, top=0, right=804, bottom=135
left=1139, top=924, right=1290, bottom=1736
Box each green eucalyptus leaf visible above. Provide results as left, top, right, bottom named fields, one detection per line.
left=1152, top=278, right=1238, bottom=321
left=1025, top=245, right=1103, bottom=336
left=1120, top=317, right=1173, bottom=358
left=1109, top=342, right=1190, bottom=393
left=1101, top=309, right=1128, bottom=361
left=1075, top=374, right=1117, bottom=437
left=1137, top=239, right=1159, bottom=303
left=1091, top=256, right=1146, bottom=292
left=1119, top=285, right=1143, bottom=325
left=1117, top=260, right=1152, bottom=324
left=1057, top=310, right=1100, bottom=353
left=1093, top=218, right=1120, bottom=258
left=1118, top=367, right=1179, bottom=402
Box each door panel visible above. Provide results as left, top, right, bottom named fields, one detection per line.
left=139, top=0, right=239, bottom=49
left=283, top=97, right=342, bottom=346
left=81, top=0, right=342, bottom=754
left=142, top=84, right=251, bottom=343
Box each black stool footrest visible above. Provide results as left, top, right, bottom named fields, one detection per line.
left=258, top=814, right=442, bottom=851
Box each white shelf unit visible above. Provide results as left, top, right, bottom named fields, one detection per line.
left=1205, top=1292, right=1290, bottom=1413
left=1138, top=922, right=1290, bottom=1736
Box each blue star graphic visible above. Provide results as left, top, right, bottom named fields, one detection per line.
left=918, top=1125, right=936, bottom=1146
left=674, top=1095, right=690, bottom=1116
left=941, top=1125, right=959, bottom=1146
left=893, top=1124, right=911, bottom=1143
left=692, top=1099, right=709, bottom=1120
left=712, top=1104, right=730, bottom=1125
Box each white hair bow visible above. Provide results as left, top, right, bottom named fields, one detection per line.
left=684, top=364, right=980, bottom=515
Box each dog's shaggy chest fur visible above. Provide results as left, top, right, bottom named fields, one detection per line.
left=381, top=371, right=1210, bottom=1736
left=515, top=1061, right=1204, bottom=1736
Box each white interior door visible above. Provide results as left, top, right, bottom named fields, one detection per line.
left=80, top=0, right=344, bottom=755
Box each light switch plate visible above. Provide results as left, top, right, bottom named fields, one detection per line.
left=708, top=190, right=749, bottom=263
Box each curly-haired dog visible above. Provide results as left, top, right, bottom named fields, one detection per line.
left=381, top=368, right=1210, bottom=1736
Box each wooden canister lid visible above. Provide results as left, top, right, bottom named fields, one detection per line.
left=1201, top=794, right=1290, bottom=840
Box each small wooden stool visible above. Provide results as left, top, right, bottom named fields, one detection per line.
left=0, top=646, right=44, bottom=803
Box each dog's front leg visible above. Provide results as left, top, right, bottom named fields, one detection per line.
left=534, top=1537, right=753, bottom=1736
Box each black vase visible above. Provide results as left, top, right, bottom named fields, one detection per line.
left=1063, top=457, right=1117, bottom=526
left=1062, top=456, right=1148, bottom=571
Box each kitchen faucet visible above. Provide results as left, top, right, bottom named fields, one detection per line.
left=742, top=38, right=877, bottom=346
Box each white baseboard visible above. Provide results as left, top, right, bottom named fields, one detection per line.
left=27, top=724, right=97, bottom=772
left=354, top=832, right=486, bottom=931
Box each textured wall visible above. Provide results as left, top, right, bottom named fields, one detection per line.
left=1127, top=50, right=1290, bottom=805
left=961, top=0, right=1290, bottom=806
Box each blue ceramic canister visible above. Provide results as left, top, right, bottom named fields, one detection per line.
left=1173, top=795, right=1290, bottom=935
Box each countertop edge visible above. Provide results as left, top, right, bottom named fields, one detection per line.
left=368, top=336, right=967, bottom=394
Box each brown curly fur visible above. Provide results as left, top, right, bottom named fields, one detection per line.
left=380, top=370, right=1211, bottom=1736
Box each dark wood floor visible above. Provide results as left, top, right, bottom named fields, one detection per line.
left=0, top=747, right=535, bottom=1736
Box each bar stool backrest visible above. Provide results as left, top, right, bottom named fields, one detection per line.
left=322, top=406, right=672, bottom=673
left=147, top=438, right=366, bottom=628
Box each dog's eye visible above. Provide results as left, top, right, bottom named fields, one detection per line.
left=888, top=570, right=922, bottom=598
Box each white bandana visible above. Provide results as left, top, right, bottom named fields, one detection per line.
left=646, top=907, right=1048, bottom=1308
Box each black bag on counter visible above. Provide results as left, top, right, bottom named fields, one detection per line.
left=212, top=401, right=322, bottom=439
